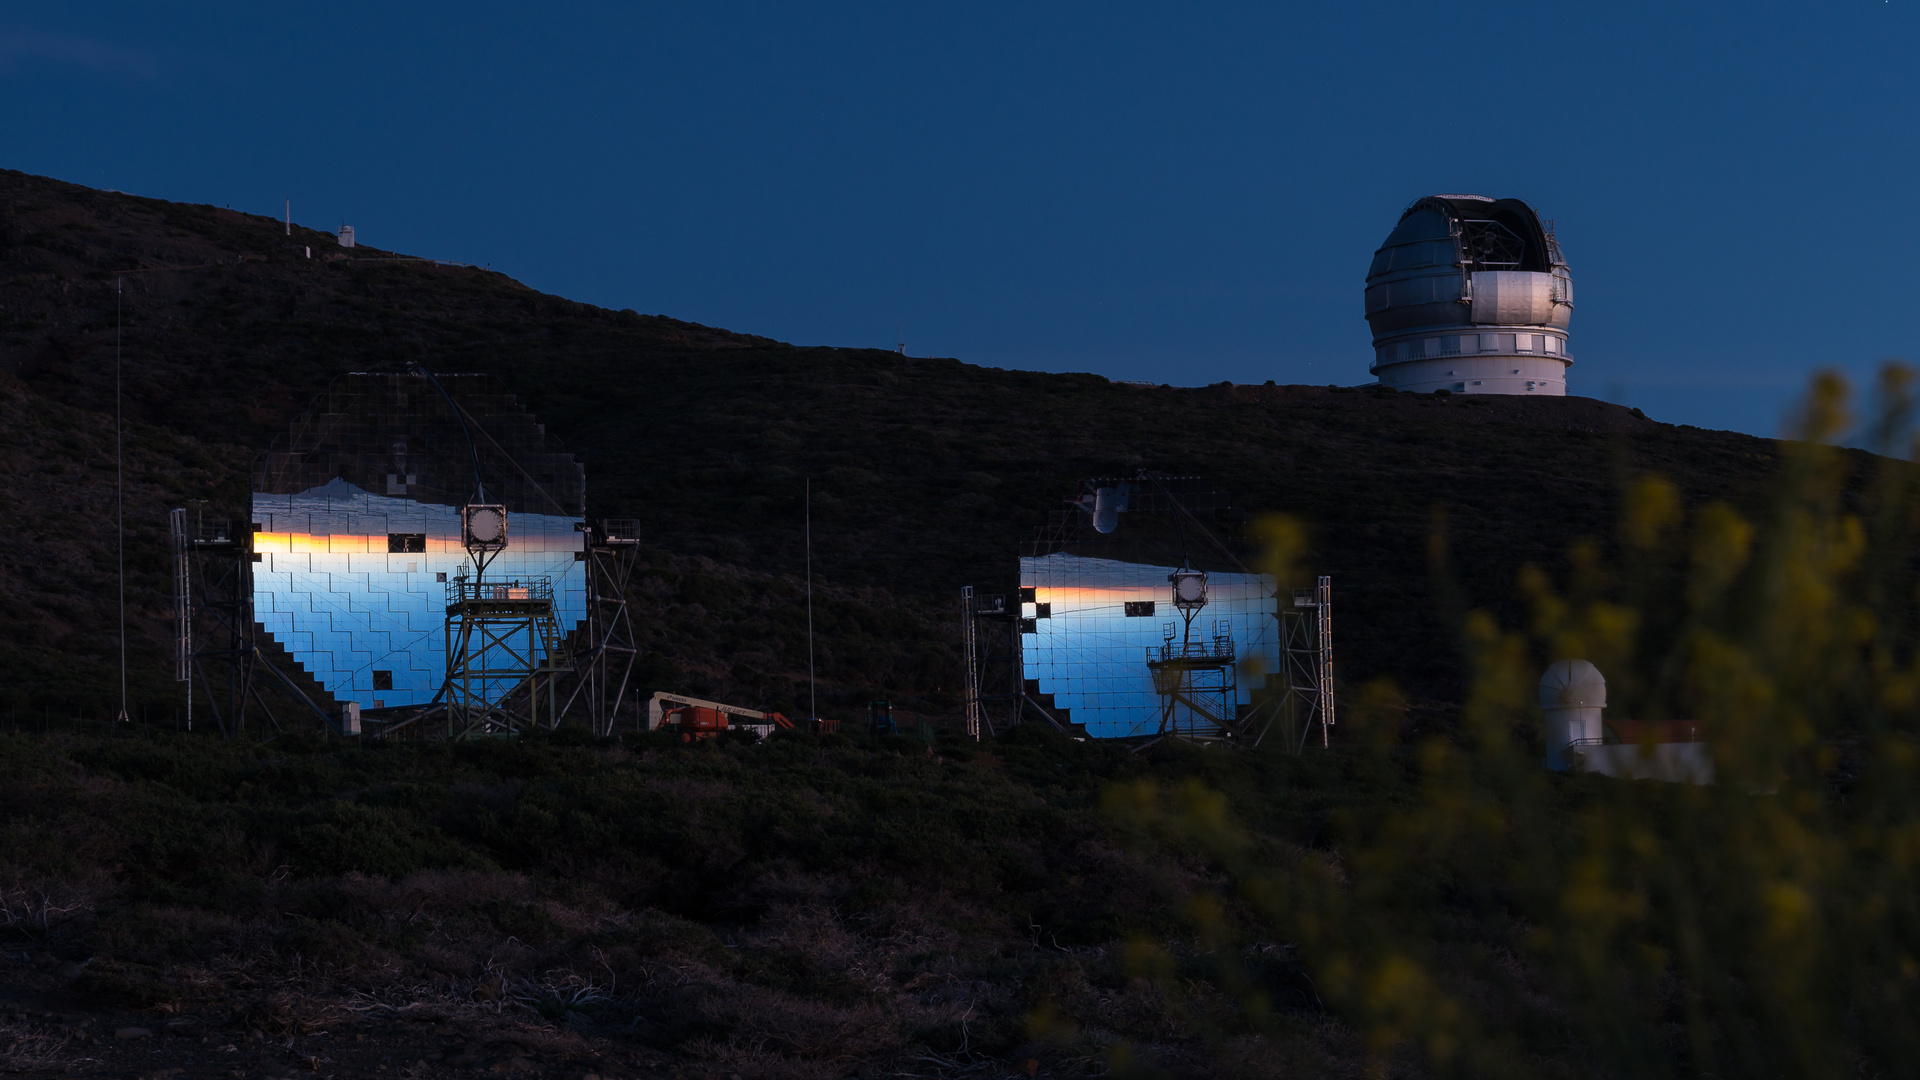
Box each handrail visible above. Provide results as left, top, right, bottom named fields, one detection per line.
left=446, top=577, right=553, bottom=604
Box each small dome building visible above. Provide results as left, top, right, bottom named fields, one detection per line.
left=1539, top=659, right=1606, bottom=770
left=1365, top=195, right=1573, bottom=395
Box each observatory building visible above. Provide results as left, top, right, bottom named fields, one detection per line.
left=249, top=373, right=587, bottom=713
left=1365, top=195, right=1573, bottom=395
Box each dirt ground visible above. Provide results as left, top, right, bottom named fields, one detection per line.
left=0, top=945, right=669, bottom=1080
left=0, top=940, right=1103, bottom=1080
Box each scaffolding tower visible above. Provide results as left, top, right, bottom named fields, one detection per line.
left=557, top=519, right=643, bottom=736
left=960, top=586, right=1066, bottom=739
left=961, top=586, right=986, bottom=739
left=1145, top=619, right=1243, bottom=742
left=1283, top=575, right=1336, bottom=749
left=368, top=519, right=642, bottom=741
left=169, top=506, right=341, bottom=738
left=442, top=575, right=571, bottom=737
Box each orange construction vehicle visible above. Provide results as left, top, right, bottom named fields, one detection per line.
left=648, top=691, right=793, bottom=741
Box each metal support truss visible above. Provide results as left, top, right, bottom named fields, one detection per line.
left=1146, top=619, right=1257, bottom=744
left=960, top=586, right=1065, bottom=739
left=554, top=519, right=642, bottom=736
left=170, top=509, right=191, bottom=684
left=1283, top=575, right=1336, bottom=750
left=169, top=506, right=341, bottom=739
left=1140, top=618, right=1285, bottom=747
left=443, top=576, right=570, bottom=737
left=962, top=586, right=982, bottom=739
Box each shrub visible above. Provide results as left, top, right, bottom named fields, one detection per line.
left=1117, top=366, right=1920, bottom=1077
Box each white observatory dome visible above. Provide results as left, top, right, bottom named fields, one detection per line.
left=1365, top=195, right=1573, bottom=396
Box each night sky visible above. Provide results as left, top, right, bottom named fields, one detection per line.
left=5, top=1, right=1916, bottom=438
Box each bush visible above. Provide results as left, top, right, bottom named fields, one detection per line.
left=1117, top=366, right=1920, bottom=1077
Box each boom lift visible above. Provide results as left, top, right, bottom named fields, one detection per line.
left=647, top=691, right=793, bottom=741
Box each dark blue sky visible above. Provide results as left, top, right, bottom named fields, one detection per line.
left=5, top=2, right=1916, bottom=438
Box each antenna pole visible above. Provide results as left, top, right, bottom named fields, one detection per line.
left=115, top=277, right=128, bottom=724
left=806, top=479, right=816, bottom=723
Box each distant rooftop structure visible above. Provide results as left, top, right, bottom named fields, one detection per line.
left=337, top=225, right=355, bottom=248
left=1364, top=195, right=1574, bottom=396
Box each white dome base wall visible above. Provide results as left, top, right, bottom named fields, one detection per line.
left=1375, top=353, right=1569, bottom=395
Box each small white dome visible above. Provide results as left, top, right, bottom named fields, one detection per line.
left=1539, top=659, right=1606, bottom=709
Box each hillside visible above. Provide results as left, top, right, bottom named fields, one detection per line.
left=6, top=169, right=1918, bottom=1080
left=0, top=166, right=1788, bottom=724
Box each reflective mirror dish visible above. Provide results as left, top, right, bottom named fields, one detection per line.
left=1015, top=479, right=1280, bottom=741
left=249, top=373, right=587, bottom=712
left=1021, top=554, right=1279, bottom=739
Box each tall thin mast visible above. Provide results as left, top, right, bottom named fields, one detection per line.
left=116, top=277, right=128, bottom=723
left=806, top=479, right=816, bottom=722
